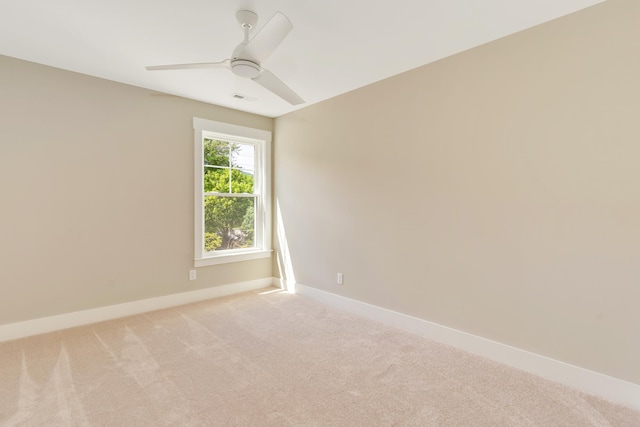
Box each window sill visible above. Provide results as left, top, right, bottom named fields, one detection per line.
left=194, top=249, right=272, bottom=267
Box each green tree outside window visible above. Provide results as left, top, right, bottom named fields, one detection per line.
left=203, top=139, right=255, bottom=251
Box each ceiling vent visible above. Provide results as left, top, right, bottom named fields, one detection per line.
left=232, top=93, right=257, bottom=101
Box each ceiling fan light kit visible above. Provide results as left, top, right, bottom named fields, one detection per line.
left=231, top=59, right=261, bottom=79
left=145, top=10, right=304, bottom=105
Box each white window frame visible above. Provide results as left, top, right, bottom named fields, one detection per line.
left=193, top=117, right=272, bottom=267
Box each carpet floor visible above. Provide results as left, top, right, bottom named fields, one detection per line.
left=0, top=288, right=638, bottom=426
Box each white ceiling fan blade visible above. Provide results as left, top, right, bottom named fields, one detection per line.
left=146, top=59, right=230, bottom=71
left=240, top=12, right=293, bottom=63
left=252, top=69, right=304, bottom=105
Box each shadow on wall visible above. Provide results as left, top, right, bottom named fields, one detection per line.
left=275, top=200, right=296, bottom=293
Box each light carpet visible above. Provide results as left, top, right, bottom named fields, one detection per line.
left=0, top=288, right=638, bottom=426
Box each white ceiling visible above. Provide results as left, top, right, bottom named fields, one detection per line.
left=0, top=0, right=603, bottom=118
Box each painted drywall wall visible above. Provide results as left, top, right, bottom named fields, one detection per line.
left=0, top=55, right=273, bottom=325
left=274, top=0, right=640, bottom=384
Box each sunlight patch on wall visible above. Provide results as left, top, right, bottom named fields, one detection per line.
left=275, top=200, right=296, bottom=293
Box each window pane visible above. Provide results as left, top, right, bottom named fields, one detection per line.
left=231, top=169, right=254, bottom=194
left=231, top=143, right=254, bottom=172
left=204, top=167, right=231, bottom=193
left=204, top=195, right=255, bottom=251
left=204, top=139, right=230, bottom=167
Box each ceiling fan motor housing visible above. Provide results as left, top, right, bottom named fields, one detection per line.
left=231, top=59, right=261, bottom=78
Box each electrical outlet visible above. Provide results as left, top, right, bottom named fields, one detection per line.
left=189, top=270, right=197, bottom=280
left=337, top=273, right=343, bottom=285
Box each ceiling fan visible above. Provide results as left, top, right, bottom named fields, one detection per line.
left=146, top=10, right=304, bottom=105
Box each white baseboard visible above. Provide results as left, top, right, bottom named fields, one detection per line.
left=0, top=278, right=274, bottom=343
left=295, top=283, right=640, bottom=411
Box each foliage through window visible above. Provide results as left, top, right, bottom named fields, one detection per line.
left=203, top=139, right=256, bottom=251
left=193, top=118, right=271, bottom=266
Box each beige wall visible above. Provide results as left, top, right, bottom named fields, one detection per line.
left=274, top=0, right=640, bottom=384
left=0, top=55, right=273, bottom=325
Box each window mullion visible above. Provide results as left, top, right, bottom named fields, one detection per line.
left=204, top=192, right=255, bottom=198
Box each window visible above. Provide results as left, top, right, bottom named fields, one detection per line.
left=193, top=118, right=271, bottom=266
